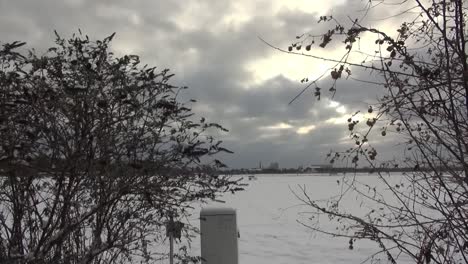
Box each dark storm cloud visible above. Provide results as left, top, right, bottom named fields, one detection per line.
left=0, top=0, right=406, bottom=168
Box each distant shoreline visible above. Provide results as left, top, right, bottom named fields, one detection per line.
left=222, top=166, right=461, bottom=175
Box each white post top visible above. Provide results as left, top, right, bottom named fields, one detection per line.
left=200, top=207, right=236, bottom=216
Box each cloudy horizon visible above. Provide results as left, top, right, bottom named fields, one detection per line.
left=0, top=0, right=410, bottom=168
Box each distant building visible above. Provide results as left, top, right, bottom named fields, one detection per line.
left=268, top=162, right=279, bottom=170
left=249, top=161, right=263, bottom=172
left=309, top=164, right=333, bottom=172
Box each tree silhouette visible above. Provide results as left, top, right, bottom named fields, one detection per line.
left=0, top=32, right=243, bottom=263
left=274, top=0, right=468, bottom=263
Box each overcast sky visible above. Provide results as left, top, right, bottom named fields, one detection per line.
left=0, top=0, right=410, bottom=168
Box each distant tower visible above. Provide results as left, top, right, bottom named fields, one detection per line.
left=259, top=161, right=262, bottom=169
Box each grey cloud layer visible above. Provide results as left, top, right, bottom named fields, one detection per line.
left=0, top=0, right=402, bottom=168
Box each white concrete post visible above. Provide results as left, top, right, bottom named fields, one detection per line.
left=200, top=207, right=238, bottom=264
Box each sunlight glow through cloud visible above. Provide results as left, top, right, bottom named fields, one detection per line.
left=296, top=125, right=316, bottom=134
left=328, top=100, right=347, bottom=114
left=245, top=54, right=332, bottom=87
left=272, top=0, right=346, bottom=14
left=260, top=122, right=293, bottom=130
left=325, top=116, right=348, bottom=125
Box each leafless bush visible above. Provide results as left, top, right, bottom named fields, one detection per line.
left=275, top=0, right=468, bottom=263
left=0, top=32, right=243, bottom=263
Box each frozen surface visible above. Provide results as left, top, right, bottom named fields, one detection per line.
left=174, top=174, right=414, bottom=264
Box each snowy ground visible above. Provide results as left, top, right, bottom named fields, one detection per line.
left=173, top=173, right=415, bottom=264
